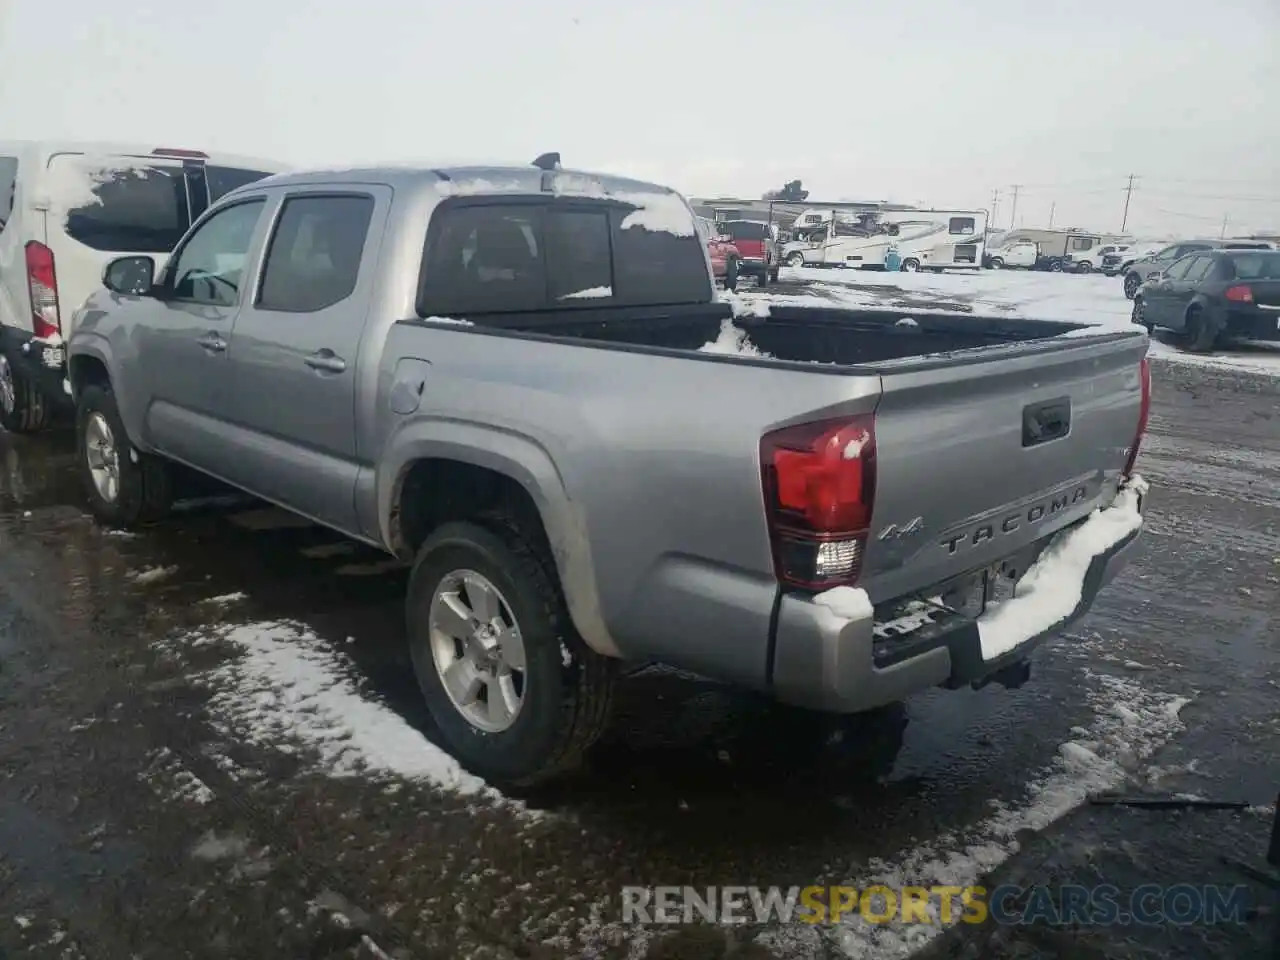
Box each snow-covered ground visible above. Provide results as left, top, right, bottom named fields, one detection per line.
left=747, top=267, right=1280, bottom=376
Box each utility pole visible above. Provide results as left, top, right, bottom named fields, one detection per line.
left=1009, top=185, right=1021, bottom=229
left=1048, top=201, right=1056, bottom=229
left=1220, top=212, right=1228, bottom=239
left=1121, top=174, right=1137, bottom=232
left=991, top=188, right=1000, bottom=229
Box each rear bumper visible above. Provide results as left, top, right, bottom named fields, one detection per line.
left=0, top=326, right=72, bottom=411
left=739, top=257, right=770, bottom=276
left=1223, top=305, right=1280, bottom=341
left=769, top=480, right=1147, bottom=713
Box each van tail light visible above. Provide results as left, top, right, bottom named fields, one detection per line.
left=1123, top=357, right=1151, bottom=479
left=24, top=241, right=61, bottom=340
left=1225, top=285, right=1253, bottom=303
left=760, top=415, right=876, bottom=589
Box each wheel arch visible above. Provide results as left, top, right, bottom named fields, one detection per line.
left=380, top=424, right=619, bottom=658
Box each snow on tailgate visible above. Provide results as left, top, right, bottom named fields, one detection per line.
left=976, top=476, right=1148, bottom=661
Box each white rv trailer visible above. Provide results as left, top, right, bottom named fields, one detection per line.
left=781, top=208, right=988, bottom=271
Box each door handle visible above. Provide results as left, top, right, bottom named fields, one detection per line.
left=196, top=332, right=226, bottom=353
left=304, top=350, right=347, bottom=373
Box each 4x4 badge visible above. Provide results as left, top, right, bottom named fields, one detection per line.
left=877, top=517, right=925, bottom=541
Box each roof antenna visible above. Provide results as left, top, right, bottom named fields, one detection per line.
left=532, top=152, right=561, bottom=171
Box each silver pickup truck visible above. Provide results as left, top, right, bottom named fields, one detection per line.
left=66, top=160, right=1152, bottom=786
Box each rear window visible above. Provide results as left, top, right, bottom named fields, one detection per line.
left=0, top=155, right=16, bottom=232
left=722, top=220, right=769, bottom=241
left=418, top=200, right=710, bottom=319
left=56, top=159, right=190, bottom=253
left=1224, top=252, right=1280, bottom=280
left=207, top=166, right=277, bottom=203
left=950, top=217, right=977, bottom=236
left=1223, top=242, right=1270, bottom=250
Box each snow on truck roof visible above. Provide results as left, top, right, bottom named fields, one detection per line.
left=237, top=165, right=698, bottom=235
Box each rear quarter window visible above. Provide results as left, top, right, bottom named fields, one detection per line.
left=0, top=155, right=16, bottom=232
left=1225, top=253, right=1280, bottom=280
left=49, top=156, right=191, bottom=253
left=418, top=199, right=711, bottom=320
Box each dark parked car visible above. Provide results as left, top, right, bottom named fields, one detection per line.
left=1131, top=249, right=1280, bottom=352
left=1121, top=239, right=1273, bottom=299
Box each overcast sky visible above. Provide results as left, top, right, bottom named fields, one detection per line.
left=3, top=0, right=1278, bottom=237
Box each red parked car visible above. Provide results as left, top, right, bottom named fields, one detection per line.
left=720, top=219, right=780, bottom=287
left=697, top=216, right=741, bottom=290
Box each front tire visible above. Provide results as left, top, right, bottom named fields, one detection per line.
left=1131, top=296, right=1153, bottom=333
left=1123, top=272, right=1141, bottom=299
left=1075, top=260, right=1092, bottom=274
left=786, top=252, right=805, bottom=267
left=0, top=351, right=51, bottom=434
left=406, top=516, right=616, bottom=787
left=75, top=383, right=172, bottom=526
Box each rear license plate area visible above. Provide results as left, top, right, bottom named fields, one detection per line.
left=942, top=560, right=1021, bottom=617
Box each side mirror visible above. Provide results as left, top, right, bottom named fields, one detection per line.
left=103, top=256, right=157, bottom=296
left=1148, top=272, right=1163, bottom=282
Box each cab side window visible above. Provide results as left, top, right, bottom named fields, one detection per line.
left=167, top=200, right=265, bottom=306
left=257, top=194, right=375, bottom=313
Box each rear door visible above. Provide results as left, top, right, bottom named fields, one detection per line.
left=221, top=187, right=389, bottom=532
left=861, top=334, right=1148, bottom=602
left=1169, top=255, right=1215, bottom=325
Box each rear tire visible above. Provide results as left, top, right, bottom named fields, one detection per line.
left=1075, top=260, right=1092, bottom=274
left=787, top=252, right=805, bottom=267
left=769, top=264, right=780, bottom=283
left=989, top=258, right=1004, bottom=270
left=75, top=383, right=173, bottom=526
left=406, top=515, right=617, bottom=787
left=757, top=265, right=769, bottom=288
left=1123, top=272, right=1141, bottom=299
left=0, top=351, right=51, bottom=434
left=1182, top=305, right=1216, bottom=353
left=901, top=258, right=920, bottom=273
left=723, top=258, right=739, bottom=292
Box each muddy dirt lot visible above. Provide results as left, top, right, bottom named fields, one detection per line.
left=1, top=358, right=1277, bottom=960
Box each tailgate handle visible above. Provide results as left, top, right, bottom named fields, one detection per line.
left=1022, top=397, right=1071, bottom=447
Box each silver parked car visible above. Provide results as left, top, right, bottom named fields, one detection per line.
left=67, top=160, right=1152, bottom=786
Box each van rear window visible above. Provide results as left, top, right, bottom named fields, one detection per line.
left=0, top=156, right=17, bottom=232
left=55, top=159, right=191, bottom=253
left=207, top=166, right=277, bottom=203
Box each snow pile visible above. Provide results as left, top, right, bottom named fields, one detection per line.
left=559, top=286, right=612, bottom=300
left=977, top=476, right=1148, bottom=661
left=169, top=620, right=521, bottom=809
left=813, top=586, right=874, bottom=620
left=821, top=672, right=1192, bottom=958
left=433, top=178, right=526, bottom=197
left=422, top=315, right=474, bottom=326
left=718, top=288, right=772, bottom=319
left=546, top=173, right=697, bottom=236
left=699, top=318, right=768, bottom=357
left=128, top=565, right=177, bottom=585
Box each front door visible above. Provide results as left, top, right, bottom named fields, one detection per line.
left=138, top=197, right=269, bottom=466
left=221, top=187, right=388, bottom=533
left=1142, top=255, right=1195, bottom=329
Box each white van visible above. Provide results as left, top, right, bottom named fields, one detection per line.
left=0, top=142, right=287, bottom=432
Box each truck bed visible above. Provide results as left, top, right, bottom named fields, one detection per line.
left=431, top=301, right=1110, bottom=369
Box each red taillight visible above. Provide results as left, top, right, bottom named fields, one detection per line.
left=24, top=241, right=61, bottom=340
left=1123, top=357, right=1151, bottom=478
left=1225, top=285, right=1253, bottom=303
left=760, top=415, right=876, bottom=589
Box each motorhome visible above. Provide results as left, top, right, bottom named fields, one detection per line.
left=782, top=209, right=988, bottom=272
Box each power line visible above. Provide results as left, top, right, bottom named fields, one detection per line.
left=1136, top=189, right=1280, bottom=203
